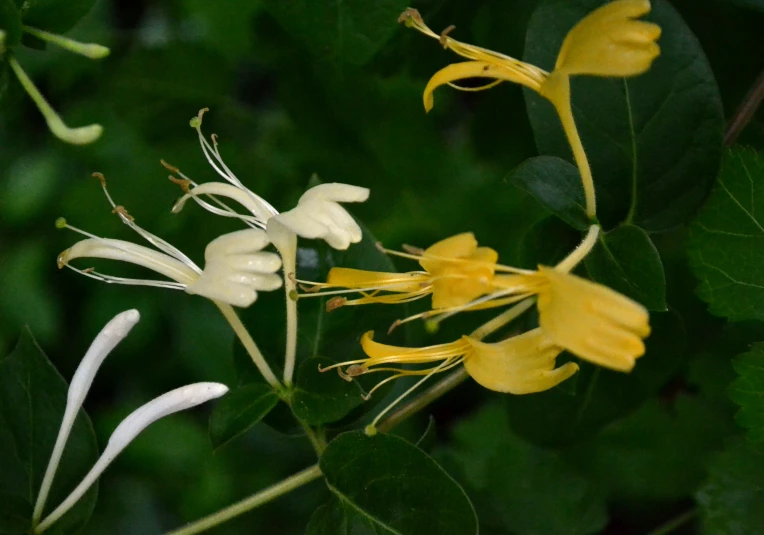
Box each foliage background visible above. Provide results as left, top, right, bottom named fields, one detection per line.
left=0, top=0, right=763, bottom=533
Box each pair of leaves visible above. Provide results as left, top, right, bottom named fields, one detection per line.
left=0, top=329, right=98, bottom=534
left=308, top=431, right=478, bottom=535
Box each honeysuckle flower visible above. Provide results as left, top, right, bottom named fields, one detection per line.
left=399, top=0, right=661, bottom=218
left=5, top=26, right=109, bottom=144
left=37, top=381, right=228, bottom=533
left=299, top=232, right=518, bottom=316
left=310, top=226, right=651, bottom=371
left=33, top=309, right=140, bottom=526
left=321, top=327, right=578, bottom=397
left=56, top=174, right=282, bottom=308
left=166, top=109, right=369, bottom=250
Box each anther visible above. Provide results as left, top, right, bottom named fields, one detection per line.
left=82, top=267, right=95, bottom=274
left=439, top=25, right=456, bottom=48
left=387, top=319, right=402, bottom=335
left=92, top=172, right=106, bottom=187
left=112, top=206, right=134, bottom=222
left=397, top=7, right=423, bottom=27
left=167, top=175, right=191, bottom=193
left=326, top=297, right=347, bottom=312
left=160, top=159, right=180, bottom=174
left=298, top=283, right=321, bottom=294
left=211, top=133, right=219, bottom=147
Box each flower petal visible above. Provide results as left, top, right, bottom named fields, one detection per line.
left=536, top=266, right=650, bottom=371
left=464, top=328, right=577, bottom=394
left=554, top=0, right=661, bottom=77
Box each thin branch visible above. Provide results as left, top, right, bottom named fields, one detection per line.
left=725, top=69, right=764, bottom=147
left=646, top=508, right=698, bottom=535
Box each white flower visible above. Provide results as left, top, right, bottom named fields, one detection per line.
left=37, top=380, right=228, bottom=533
left=57, top=175, right=282, bottom=308
left=167, top=109, right=369, bottom=250
left=270, top=183, right=369, bottom=250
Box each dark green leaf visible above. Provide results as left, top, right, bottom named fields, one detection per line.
left=730, top=343, right=764, bottom=443
left=0, top=0, right=21, bottom=47
left=17, top=0, right=96, bottom=35
left=525, top=0, right=724, bottom=230
left=519, top=215, right=583, bottom=268
left=688, top=148, right=764, bottom=322
left=291, top=356, right=364, bottom=426
left=263, top=0, right=409, bottom=65
left=208, top=383, right=279, bottom=450
left=696, top=437, right=764, bottom=534
left=567, top=395, right=736, bottom=501
left=584, top=225, right=667, bottom=311
left=0, top=328, right=98, bottom=534
left=319, top=431, right=478, bottom=535
left=505, top=311, right=685, bottom=446
left=306, top=496, right=392, bottom=535
left=510, top=156, right=589, bottom=230
left=442, top=404, right=607, bottom=535
left=415, top=415, right=436, bottom=452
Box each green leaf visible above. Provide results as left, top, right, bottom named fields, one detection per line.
left=442, top=404, right=607, bottom=535
left=0, top=0, right=22, bottom=47
left=510, top=156, right=589, bottom=230
left=208, top=383, right=279, bottom=450
left=319, top=431, right=478, bottom=535
left=688, top=148, right=764, bottom=322
left=567, top=395, right=736, bottom=501
left=17, top=0, right=97, bottom=35
left=696, top=437, right=764, bottom=534
left=291, top=356, right=364, bottom=426
left=730, top=343, right=764, bottom=443
left=519, top=215, right=583, bottom=268
left=505, top=311, right=685, bottom=446
left=262, top=0, right=409, bottom=65
left=584, top=225, right=667, bottom=311
left=0, top=328, right=98, bottom=535
left=524, top=0, right=724, bottom=230
left=306, top=496, right=392, bottom=535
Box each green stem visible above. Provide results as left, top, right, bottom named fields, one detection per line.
left=646, top=509, right=697, bottom=535
left=724, top=69, right=764, bottom=147
left=376, top=367, right=469, bottom=433
left=164, top=465, right=322, bottom=535
left=214, top=301, right=281, bottom=390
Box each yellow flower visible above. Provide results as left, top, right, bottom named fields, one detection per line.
left=321, top=328, right=578, bottom=396
left=302, top=232, right=527, bottom=313
left=399, top=0, right=661, bottom=219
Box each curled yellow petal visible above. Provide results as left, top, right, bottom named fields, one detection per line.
left=554, top=0, right=661, bottom=77
left=464, top=328, right=578, bottom=394
left=536, top=266, right=650, bottom=371
left=360, top=331, right=470, bottom=366
left=424, top=61, right=544, bottom=113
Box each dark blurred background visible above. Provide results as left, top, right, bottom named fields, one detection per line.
left=0, top=0, right=762, bottom=533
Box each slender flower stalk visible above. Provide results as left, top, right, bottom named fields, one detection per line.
left=33, top=310, right=140, bottom=527
left=36, top=383, right=229, bottom=534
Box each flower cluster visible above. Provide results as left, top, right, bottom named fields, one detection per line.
left=300, top=0, right=660, bottom=403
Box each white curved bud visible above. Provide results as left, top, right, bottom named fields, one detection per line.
left=36, top=382, right=229, bottom=534
left=272, top=183, right=369, bottom=250
left=186, top=229, right=283, bottom=307
left=33, top=310, right=140, bottom=526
